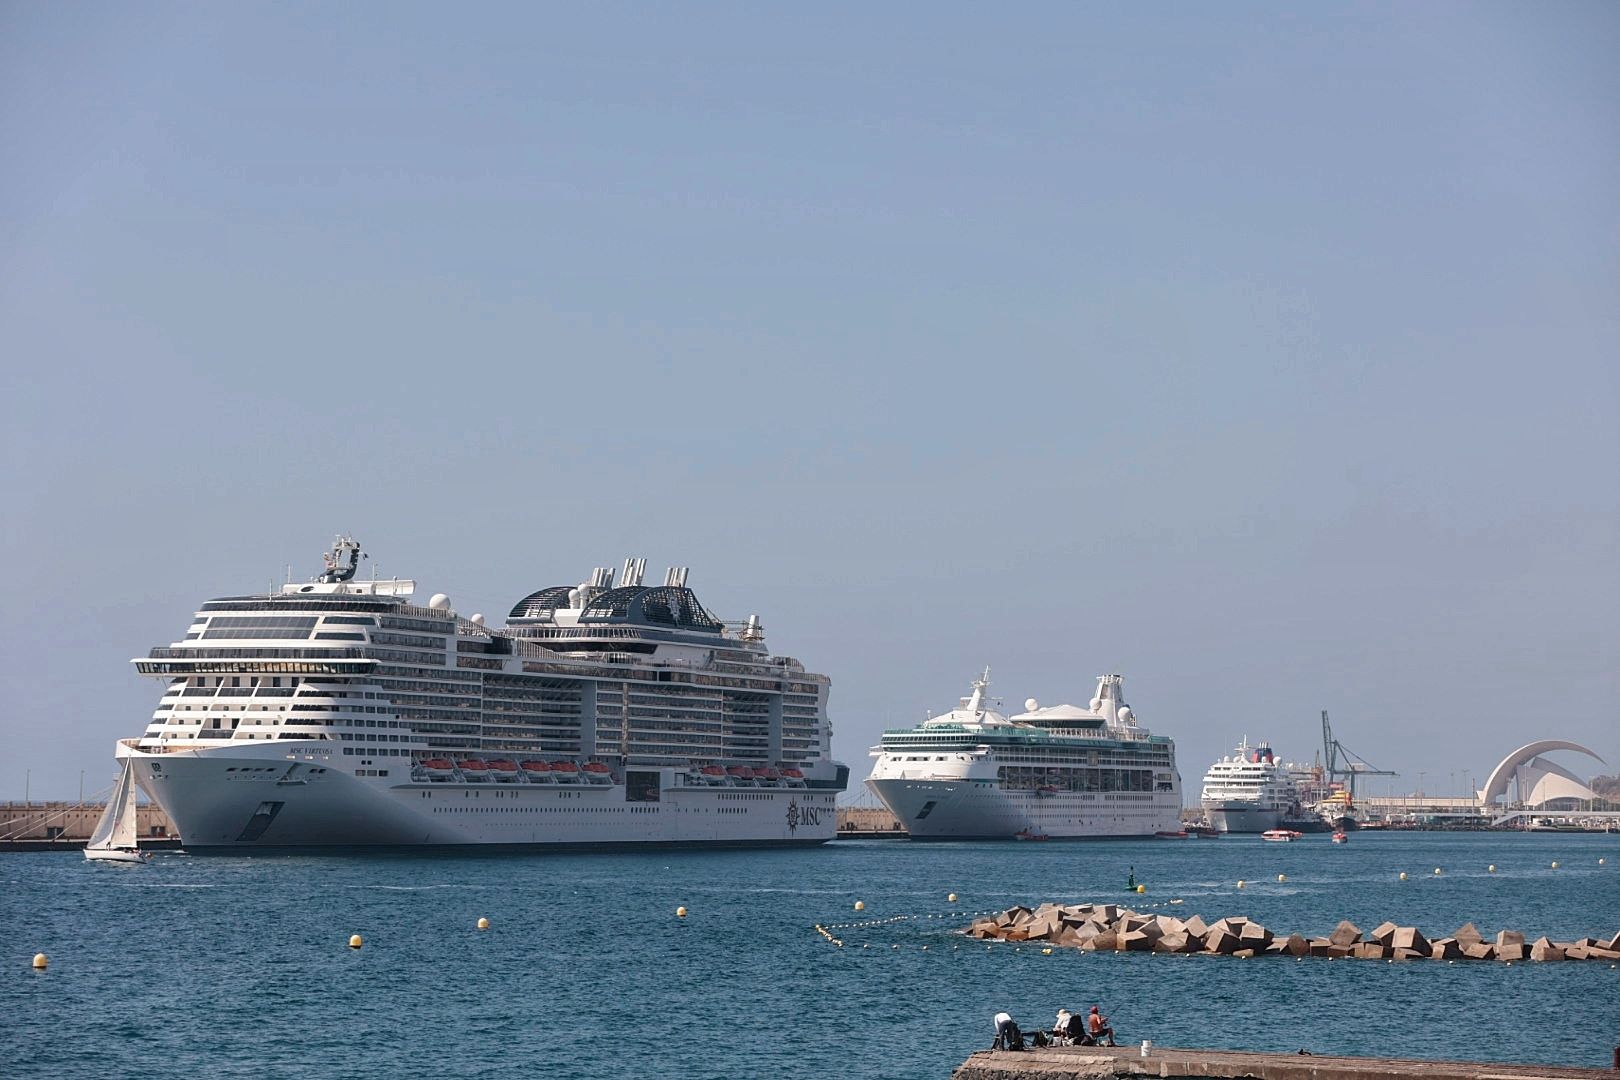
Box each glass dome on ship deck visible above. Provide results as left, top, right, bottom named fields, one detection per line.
left=507, top=584, right=725, bottom=632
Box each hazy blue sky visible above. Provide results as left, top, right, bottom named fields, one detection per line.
left=4, top=3, right=1616, bottom=801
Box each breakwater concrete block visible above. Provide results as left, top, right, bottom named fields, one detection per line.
left=1430, top=937, right=1463, bottom=960
left=1239, top=922, right=1274, bottom=950
left=1462, top=942, right=1496, bottom=960
left=1390, top=926, right=1429, bottom=954
left=1354, top=942, right=1389, bottom=960
left=1283, top=933, right=1309, bottom=957
left=1530, top=937, right=1564, bottom=962
left=1370, top=921, right=1399, bottom=947
left=1328, top=920, right=1362, bottom=947
left=1453, top=922, right=1483, bottom=946
left=1495, top=928, right=1525, bottom=951
left=1181, top=914, right=1208, bottom=939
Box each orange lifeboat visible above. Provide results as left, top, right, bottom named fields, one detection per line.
left=550, top=761, right=582, bottom=784
left=583, top=762, right=614, bottom=785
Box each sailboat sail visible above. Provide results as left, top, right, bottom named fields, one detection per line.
left=88, top=761, right=138, bottom=851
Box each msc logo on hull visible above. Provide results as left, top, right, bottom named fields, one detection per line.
left=786, top=800, right=822, bottom=834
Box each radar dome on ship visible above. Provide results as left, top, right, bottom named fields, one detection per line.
left=428, top=594, right=452, bottom=611
left=1024, top=699, right=1039, bottom=712
left=1118, top=706, right=1134, bottom=723
left=1090, top=697, right=1102, bottom=711
left=470, top=613, right=485, bottom=626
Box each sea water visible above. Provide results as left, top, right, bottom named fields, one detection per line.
left=2, top=831, right=1616, bottom=1078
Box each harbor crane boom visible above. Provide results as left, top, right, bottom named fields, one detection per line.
left=1321, top=710, right=1397, bottom=803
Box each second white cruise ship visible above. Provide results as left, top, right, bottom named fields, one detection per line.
left=1198, top=739, right=1303, bottom=833
left=864, top=670, right=1182, bottom=839
left=114, top=537, right=847, bottom=850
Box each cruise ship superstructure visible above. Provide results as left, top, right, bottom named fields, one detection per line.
left=1198, top=739, right=1303, bottom=833
left=864, top=671, right=1182, bottom=839
left=117, top=538, right=847, bottom=849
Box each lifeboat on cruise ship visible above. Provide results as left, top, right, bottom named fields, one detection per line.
left=583, top=762, right=614, bottom=785
left=755, top=767, right=782, bottom=788
left=780, top=768, right=807, bottom=788
left=458, top=759, right=491, bottom=782
left=699, top=765, right=728, bottom=785
left=726, top=766, right=757, bottom=786
left=486, top=759, right=520, bottom=782
left=520, top=760, right=554, bottom=782
left=419, top=757, right=455, bottom=780
left=550, top=761, right=583, bottom=784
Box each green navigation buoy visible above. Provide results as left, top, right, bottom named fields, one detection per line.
left=1126, top=866, right=1138, bottom=893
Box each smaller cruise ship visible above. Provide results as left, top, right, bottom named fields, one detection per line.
left=1199, top=739, right=1304, bottom=834
left=865, top=670, right=1182, bottom=840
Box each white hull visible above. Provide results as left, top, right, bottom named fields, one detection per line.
left=1203, top=803, right=1285, bottom=834
left=122, top=744, right=837, bottom=849
left=84, top=847, right=150, bottom=863
left=866, top=777, right=1181, bottom=840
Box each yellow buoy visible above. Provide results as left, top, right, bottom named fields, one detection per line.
left=477, top=917, right=490, bottom=931
left=1277, top=874, right=1286, bottom=883
left=1398, top=872, right=1407, bottom=880
left=1041, top=947, right=1053, bottom=955
left=947, top=893, right=958, bottom=902
left=1488, top=864, right=1496, bottom=873
left=31, top=953, right=47, bottom=970
left=676, top=906, right=687, bottom=918
left=1236, top=880, right=1246, bottom=889
left=348, top=934, right=363, bottom=949
left=1136, top=884, right=1145, bottom=894
left=854, top=900, right=865, bottom=911
left=1550, top=861, right=1559, bottom=869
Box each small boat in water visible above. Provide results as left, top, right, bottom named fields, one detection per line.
left=1014, top=828, right=1050, bottom=841
left=1261, top=828, right=1302, bottom=842
left=85, top=760, right=151, bottom=864
left=1331, top=830, right=1348, bottom=844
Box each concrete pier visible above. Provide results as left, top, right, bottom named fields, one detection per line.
left=954, top=1046, right=1615, bottom=1080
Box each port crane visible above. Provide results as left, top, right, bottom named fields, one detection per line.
left=1321, top=710, right=1397, bottom=803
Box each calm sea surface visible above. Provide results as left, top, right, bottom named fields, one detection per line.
left=3, top=831, right=1617, bottom=1078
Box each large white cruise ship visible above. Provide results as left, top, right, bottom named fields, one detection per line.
left=864, top=671, right=1182, bottom=839
left=1198, top=739, right=1303, bottom=833
left=115, top=538, right=847, bottom=850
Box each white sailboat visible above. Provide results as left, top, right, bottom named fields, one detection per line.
left=84, top=760, right=151, bottom=864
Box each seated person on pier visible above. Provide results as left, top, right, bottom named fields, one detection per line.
left=1087, top=1005, right=1117, bottom=1047
left=1052, top=1009, right=1094, bottom=1045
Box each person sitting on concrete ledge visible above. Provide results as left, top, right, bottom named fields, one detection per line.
left=1052, top=1009, right=1093, bottom=1046
left=1087, top=1005, right=1117, bottom=1047
left=992, top=1011, right=1025, bottom=1051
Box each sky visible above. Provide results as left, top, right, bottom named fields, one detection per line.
left=3, top=2, right=1617, bottom=802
